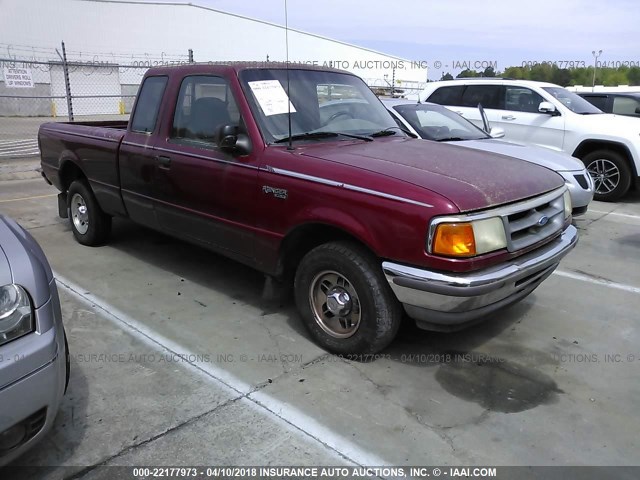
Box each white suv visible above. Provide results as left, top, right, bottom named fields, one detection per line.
left=419, top=79, right=640, bottom=201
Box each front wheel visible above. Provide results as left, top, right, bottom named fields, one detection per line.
left=67, top=180, right=111, bottom=245
left=294, top=241, right=402, bottom=355
left=583, top=150, right=632, bottom=202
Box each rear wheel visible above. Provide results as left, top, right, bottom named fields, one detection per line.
left=294, top=241, right=402, bottom=355
left=583, top=150, right=632, bottom=202
left=67, top=180, right=111, bottom=245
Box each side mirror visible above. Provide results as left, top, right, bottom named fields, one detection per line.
left=490, top=127, right=505, bottom=139
left=538, top=101, right=558, bottom=114
left=217, top=124, right=251, bottom=155
left=634, top=106, right=640, bottom=114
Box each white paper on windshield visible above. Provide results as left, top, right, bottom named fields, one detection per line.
left=248, top=80, right=297, bottom=116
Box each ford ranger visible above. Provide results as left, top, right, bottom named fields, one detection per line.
left=39, top=64, right=578, bottom=354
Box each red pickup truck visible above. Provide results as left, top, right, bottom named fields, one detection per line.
left=39, top=63, right=578, bottom=354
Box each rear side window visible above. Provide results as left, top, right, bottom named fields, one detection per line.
left=131, top=76, right=168, bottom=133
left=461, top=85, right=503, bottom=109
left=427, top=86, right=464, bottom=106
left=582, top=95, right=609, bottom=111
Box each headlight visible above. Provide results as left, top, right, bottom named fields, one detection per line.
left=563, top=190, right=572, bottom=219
left=0, top=285, right=33, bottom=346
left=430, top=217, right=507, bottom=257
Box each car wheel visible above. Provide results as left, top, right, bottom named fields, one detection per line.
left=294, top=241, right=402, bottom=355
left=67, top=180, right=111, bottom=245
left=583, top=150, right=632, bottom=202
left=64, top=330, right=70, bottom=394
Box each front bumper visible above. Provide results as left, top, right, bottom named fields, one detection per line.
left=382, top=224, right=578, bottom=331
left=559, top=170, right=594, bottom=215
left=0, top=288, right=66, bottom=466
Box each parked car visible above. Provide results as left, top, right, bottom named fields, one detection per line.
left=577, top=91, right=640, bottom=118
left=0, top=214, right=68, bottom=466
left=39, top=64, right=577, bottom=354
left=420, top=78, right=640, bottom=201
left=383, top=98, right=594, bottom=215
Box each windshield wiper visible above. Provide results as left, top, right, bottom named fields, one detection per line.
left=370, top=129, right=396, bottom=137
left=435, top=137, right=467, bottom=142
left=370, top=126, right=416, bottom=138
left=274, top=131, right=372, bottom=143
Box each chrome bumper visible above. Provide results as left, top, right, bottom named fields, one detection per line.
left=382, top=225, right=578, bottom=331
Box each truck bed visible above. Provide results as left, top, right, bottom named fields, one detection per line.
left=39, top=120, right=129, bottom=217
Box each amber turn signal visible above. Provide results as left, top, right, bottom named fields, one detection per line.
left=432, top=223, right=476, bottom=257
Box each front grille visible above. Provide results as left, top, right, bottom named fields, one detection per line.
left=504, top=191, right=565, bottom=252
left=574, top=174, right=589, bottom=189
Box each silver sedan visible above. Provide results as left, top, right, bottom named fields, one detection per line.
left=0, top=214, right=68, bottom=466
left=384, top=99, right=594, bottom=215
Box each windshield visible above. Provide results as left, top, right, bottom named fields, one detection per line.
left=393, top=103, right=490, bottom=141
left=542, top=87, right=603, bottom=114
left=239, top=68, right=400, bottom=143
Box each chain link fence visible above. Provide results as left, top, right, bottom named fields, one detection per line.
left=0, top=44, right=426, bottom=160
left=0, top=54, right=158, bottom=159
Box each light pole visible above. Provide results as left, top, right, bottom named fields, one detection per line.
left=592, top=49, right=603, bottom=91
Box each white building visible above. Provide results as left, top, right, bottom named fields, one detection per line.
left=0, top=0, right=427, bottom=116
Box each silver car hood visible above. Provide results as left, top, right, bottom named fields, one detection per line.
left=0, top=215, right=53, bottom=308
left=458, top=139, right=585, bottom=172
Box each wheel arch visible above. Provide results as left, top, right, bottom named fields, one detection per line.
left=59, top=158, right=88, bottom=192
left=276, top=222, right=378, bottom=280
left=572, top=140, right=638, bottom=178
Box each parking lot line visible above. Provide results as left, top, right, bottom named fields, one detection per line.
left=554, top=269, right=640, bottom=295
left=0, top=193, right=56, bottom=203
left=589, top=209, right=640, bottom=220
left=53, top=272, right=390, bottom=468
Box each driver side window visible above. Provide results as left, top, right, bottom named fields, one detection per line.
left=504, top=87, right=545, bottom=113
left=171, top=75, right=241, bottom=149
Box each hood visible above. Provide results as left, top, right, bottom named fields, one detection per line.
left=298, top=138, right=565, bottom=212
left=0, top=215, right=53, bottom=308
left=458, top=139, right=585, bottom=172
left=571, top=112, right=640, bottom=135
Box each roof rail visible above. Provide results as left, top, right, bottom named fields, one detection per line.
left=451, top=77, right=513, bottom=80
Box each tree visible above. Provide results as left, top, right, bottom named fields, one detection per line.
left=482, top=66, right=496, bottom=77
left=457, top=69, right=479, bottom=78
left=440, top=72, right=454, bottom=81
left=627, top=67, right=640, bottom=85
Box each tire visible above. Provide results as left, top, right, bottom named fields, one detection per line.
left=294, top=241, right=402, bottom=355
left=64, top=330, right=70, bottom=394
left=67, top=180, right=111, bottom=245
left=582, top=150, right=632, bottom=202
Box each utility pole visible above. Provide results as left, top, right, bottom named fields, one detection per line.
left=188, top=48, right=194, bottom=63
left=592, top=49, right=602, bottom=92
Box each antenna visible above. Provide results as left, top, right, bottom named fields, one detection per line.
left=284, top=0, right=293, bottom=150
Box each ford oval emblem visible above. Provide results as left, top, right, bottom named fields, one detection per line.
left=537, top=215, right=549, bottom=227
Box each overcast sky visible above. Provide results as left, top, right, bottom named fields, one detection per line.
left=196, top=0, right=639, bottom=79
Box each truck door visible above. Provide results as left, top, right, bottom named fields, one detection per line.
left=119, top=75, right=168, bottom=230
left=151, top=74, right=259, bottom=261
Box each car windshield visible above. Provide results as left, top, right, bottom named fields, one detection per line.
left=239, top=68, right=400, bottom=143
left=543, top=87, right=603, bottom=114
left=393, top=103, right=489, bottom=141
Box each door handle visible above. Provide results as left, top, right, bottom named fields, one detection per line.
left=155, top=155, right=171, bottom=170
left=501, top=115, right=516, bottom=120
left=455, top=111, right=464, bottom=115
